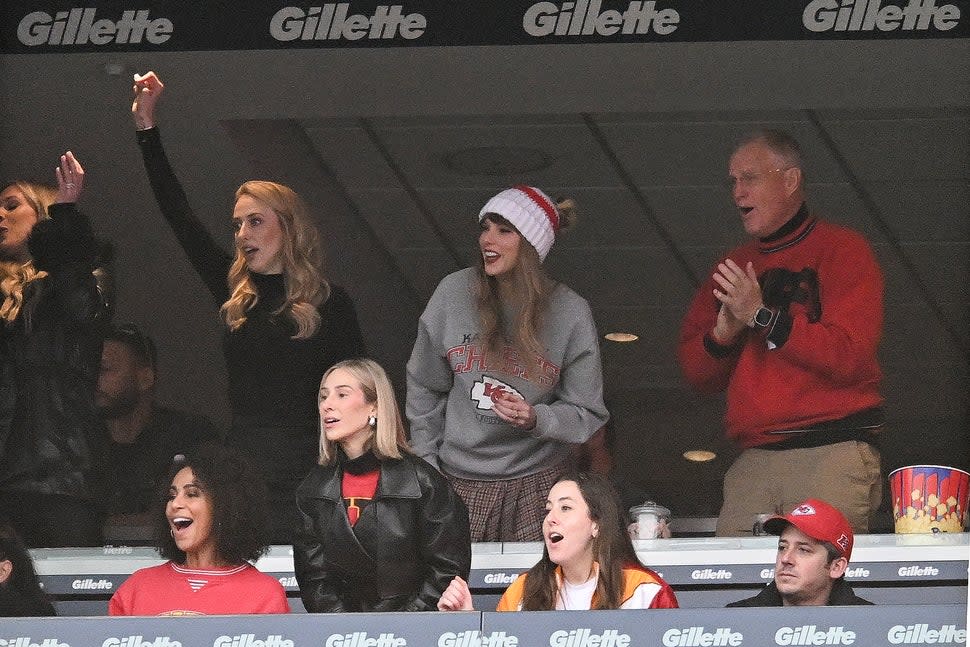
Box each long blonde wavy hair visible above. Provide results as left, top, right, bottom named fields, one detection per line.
left=220, top=181, right=330, bottom=339
left=0, top=181, right=55, bottom=324
left=317, top=358, right=410, bottom=465
left=475, top=198, right=576, bottom=368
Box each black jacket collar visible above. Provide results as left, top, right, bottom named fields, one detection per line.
left=300, top=453, right=422, bottom=502
left=728, top=577, right=872, bottom=607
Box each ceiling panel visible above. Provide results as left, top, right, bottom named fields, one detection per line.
left=804, top=183, right=883, bottom=240
left=395, top=249, right=470, bottom=302
left=373, top=121, right=620, bottom=188
left=904, top=242, right=970, bottom=315
left=822, top=115, right=970, bottom=182
left=869, top=181, right=970, bottom=243
left=304, top=124, right=402, bottom=188
left=884, top=302, right=968, bottom=370
left=646, top=186, right=748, bottom=250
left=545, top=247, right=696, bottom=311
left=341, top=188, right=451, bottom=251
left=875, top=247, right=929, bottom=309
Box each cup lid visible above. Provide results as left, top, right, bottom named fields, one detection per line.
left=629, top=501, right=670, bottom=517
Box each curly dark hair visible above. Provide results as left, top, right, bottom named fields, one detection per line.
left=153, top=443, right=271, bottom=565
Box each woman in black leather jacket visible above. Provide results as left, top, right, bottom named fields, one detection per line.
left=0, top=152, right=107, bottom=547
left=294, top=358, right=470, bottom=612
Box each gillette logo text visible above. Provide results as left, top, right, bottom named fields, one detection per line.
left=523, top=0, right=679, bottom=37
left=17, top=9, right=172, bottom=46
left=269, top=5, right=426, bottom=41
left=802, top=0, right=960, bottom=32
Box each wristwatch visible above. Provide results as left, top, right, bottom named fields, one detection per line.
left=750, top=306, right=774, bottom=328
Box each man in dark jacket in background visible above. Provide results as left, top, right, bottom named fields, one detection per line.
left=728, top=498, right=871, bottom=607
left=90, top=323, right=218, bottom=536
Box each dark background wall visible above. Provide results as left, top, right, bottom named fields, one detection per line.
left=1, top=8, right=967, bottom=520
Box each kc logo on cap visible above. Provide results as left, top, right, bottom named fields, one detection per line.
left=763, top=498, right=855, bottom=561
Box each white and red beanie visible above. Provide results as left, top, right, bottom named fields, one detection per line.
left=478, top=185, right=560, bottom=262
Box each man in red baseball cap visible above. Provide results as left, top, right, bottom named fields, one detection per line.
left=727, top=498, right=872, bottom=607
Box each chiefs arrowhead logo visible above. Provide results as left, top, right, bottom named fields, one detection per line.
left=470, top=375, right=523, bottom=411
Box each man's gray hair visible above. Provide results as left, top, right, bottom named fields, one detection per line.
left=736, top=128, right=803, bottom=170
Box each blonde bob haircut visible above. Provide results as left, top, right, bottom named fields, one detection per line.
left=317, top=358, right=410, bottom=465
left=0, top=181, right=57, bottom=323
left=220, top=180, right=330, bottom=340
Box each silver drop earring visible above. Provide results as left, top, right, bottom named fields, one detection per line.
left=368, top=415, right=377, bottom=429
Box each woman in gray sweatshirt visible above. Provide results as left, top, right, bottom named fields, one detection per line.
left=406, top=186, right=609, bottom=542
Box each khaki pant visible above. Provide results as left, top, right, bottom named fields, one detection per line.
left=715, top=440, right=881, bottom=536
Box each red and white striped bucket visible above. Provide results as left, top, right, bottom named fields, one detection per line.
left=889, top=465, right=970, bottom=533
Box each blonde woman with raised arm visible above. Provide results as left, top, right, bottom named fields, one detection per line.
left=131, top=71, right=366, bottom=543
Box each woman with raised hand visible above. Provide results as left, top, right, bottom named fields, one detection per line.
left=407, top=186, right=609, bottom=542
left=294, top=358, right=470, bottom=612
left=437, top=472, right=678, bottom=611
left=131, top=71, right=366, bottom=543
left=0, top=152, right=108, bottom=547
left=109, top=444, right=289, bottom=615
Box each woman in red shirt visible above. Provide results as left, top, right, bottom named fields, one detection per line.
left=109, top=444, right=289, bottom=615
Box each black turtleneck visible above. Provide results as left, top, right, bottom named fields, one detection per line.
left=136, top=126, right=367, bottom=425
left=223, top=273, right=365, bottom=423
left=337, top=446, right=381, bottom=475
left=760, top=202, right=810, bottom=246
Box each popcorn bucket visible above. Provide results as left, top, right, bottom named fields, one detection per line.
left=889, top=465, right=970, bottom=533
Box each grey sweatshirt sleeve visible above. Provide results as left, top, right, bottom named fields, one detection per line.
left=405, top=302, right=452, bottom=471
left=529, top=297, right=609, bottom=443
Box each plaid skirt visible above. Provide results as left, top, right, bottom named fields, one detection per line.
left=445, top=463, right=568, bottom=542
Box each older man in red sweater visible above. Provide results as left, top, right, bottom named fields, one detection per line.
left=679, top=129, right=884, bottom=536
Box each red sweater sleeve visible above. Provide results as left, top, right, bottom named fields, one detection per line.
left=678, top=272, right=740, bottom=394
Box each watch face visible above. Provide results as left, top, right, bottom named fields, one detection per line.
left=755, top=307, right=773, bottom=327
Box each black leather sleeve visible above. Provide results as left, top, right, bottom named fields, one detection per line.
left=292, top=481, right=348, bottom=613
left=398, top=461, right=471, bottom=612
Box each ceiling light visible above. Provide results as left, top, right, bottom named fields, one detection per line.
left=683, top=450, right=717, bottom=462
left=604, top=332, right=638, bottom=342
